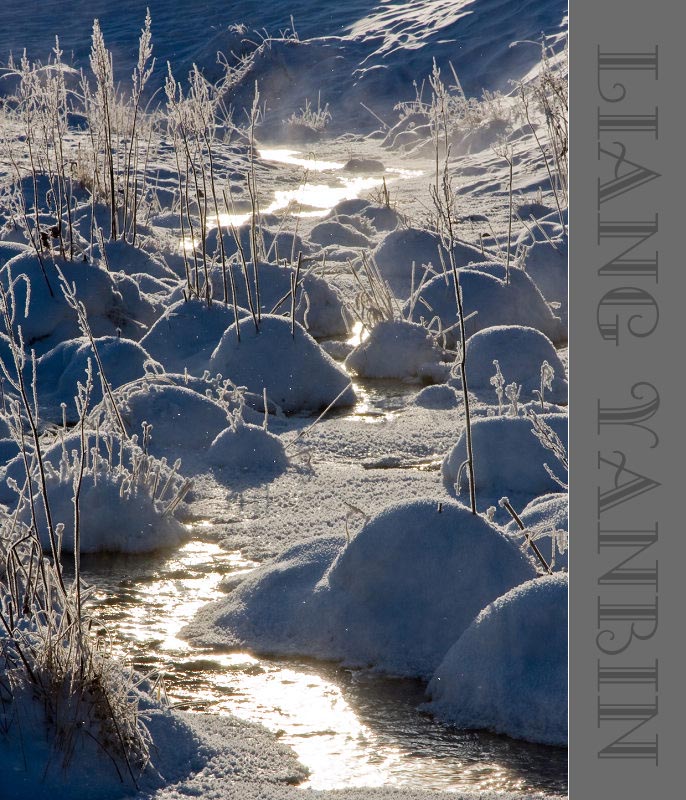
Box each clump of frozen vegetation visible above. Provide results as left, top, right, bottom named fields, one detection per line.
left=11, top=430, right=190, bottom=553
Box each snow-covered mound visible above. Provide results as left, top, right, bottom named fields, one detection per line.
left=186, top=499, right=537, bottom=678
left=209, top=315, right=356, bottom=414
left=168, top=261, right=348, bottom=339
left=95, top=381, right=231, bottom=465
left=36, top=336, right=163, bottom=423
left=372, top=228, right=486, bottom=297
left=516, top=214, right=568, bottom=324
left=208, top=419, right=289, bottom=480
left=100, top=238, right=176, bottom=280
left=407, top=266, right=565, bottom=346
left=442, top=413, right=568, bottom=512
left=140, top=297, right=246, bottom=376
left=426, top=573, right=568, bottom=746
left=505, top=492, right=568, bottom=571
left=9, top=432, right=189, bottom=553
left=309, top=220, right=371, bottom=248
left=465, top=325, right=567, bottom=405
left=411, top=383, right=460, bottom=409
left=0, top=252, right=147, bottom=353
left=344, top=319, right=448, bottom=381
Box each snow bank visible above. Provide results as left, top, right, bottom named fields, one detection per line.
left=464, top=325, right=567, bottom=405
left=36, top=336, right=163, bottom=423
left=426, top=573, right=568, bottom=746
left=187, top=500, right=536, bottom=678
left=344, top=319, right=448, bottom=381
left=442, top=413, right=568, bottom=512
left=209, top=315, right=356, bottom=414
left=407, top=266, right=564, bottom=346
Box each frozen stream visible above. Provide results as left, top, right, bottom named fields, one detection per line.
left=80, top=539, right=567, bottom=795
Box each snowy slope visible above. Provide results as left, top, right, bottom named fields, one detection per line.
left=0, top=0, right=566, bottom=127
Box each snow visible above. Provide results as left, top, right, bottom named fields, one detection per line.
left=208, top=418, right=289, bottom=481
left=411, top=383, right=460, bottom=409
left=464, top=325, right=568, bottom=405
left=167, top=261, right=349, bottom=339
left=516, top=214, right=568, bottom=325
left=140, top=297, right=246, bottom=377
left=186, top=499, right=537, bottom=679
left=442, top=413, right=568, bottom=514
left=371, top=228, right=486, bottom=297
left=6, top=431, right=190, bottom=553
left=426, top=573, right=568, bottom=747
left=0, top=686, right=307, bottom=800
left=0, top=0, right=568, bottom=794
left=93, top=380, right=231, bottom=465
left=209, top=315, right=356, bottom=414
left=407, top=266, right=565, bottom=346
left=0, top=252, right=144, bottom=353
left=505, top=492, right=568, bottom=571
left=344, top=319, right=448, bottom=381
left=36, top=336, right=163, bottom=423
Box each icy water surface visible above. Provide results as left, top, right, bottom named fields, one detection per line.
left=79, top=538, right=567, bottom=796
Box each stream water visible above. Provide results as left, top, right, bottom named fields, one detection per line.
left=80, top=538, right=567, bottom=795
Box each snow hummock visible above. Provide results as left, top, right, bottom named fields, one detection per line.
left=94, top=381, right=231, bottom=465
left=372, top=228, right=486, bottom=297
left=0, top=252, right=147, bottom=353
left=36, top=336, right=163, bottom=423
left=516, top=213, right=568, bottom=323
left=464, top=325, right=567, bottom=405
left=140, top=297, right=245, bottom=377
left=407, top=266, right=565, bottom=346
left=344, top=319, right=448, bottom=381
left=505, top=492, right=568, bottom=571
left=186, top=499, right=537, bottom=679
left=208, top=418, right=289, bottom=481
left=426, top=573, right=568, bottom=747
left=442, top=413, right=568, bottom=513
left=9, top=432, right=189, bottom=553
left=209, top=315, right=356, bottom=414
left=0, top=685, right=307, bottom=800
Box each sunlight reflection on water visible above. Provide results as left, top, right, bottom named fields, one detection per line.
left=81, top=539, right=566, bottom=795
